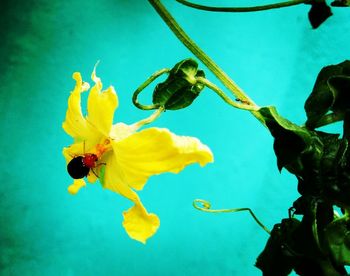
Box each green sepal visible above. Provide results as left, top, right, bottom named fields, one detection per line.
left=152, top=58, right=205, bottom=110
left=258, top=106, right=322, bottom=173
left=304, top=60, right=350, bottom=129
left=324, top=216, right=350, bottom=266
left=99, top=166, right=106, bottom=187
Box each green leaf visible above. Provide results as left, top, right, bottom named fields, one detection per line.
left=323, top=137, right=350, bottom=208
left=305, top=60, right=350, bottom=129
left=328, top=76, right=350, bottom=112
left=308, top=1, right=332, bottom=29
left=258, top=106, right=322, bottom=173
left=324, top=216, right=350, bottom=266
left=257, top=216, right=347, bottom=275
left=256, top=218, right=300, bottom=275
left=331, top=0, right=350, bottom=7
left=152, top=58, right=206, bottom=110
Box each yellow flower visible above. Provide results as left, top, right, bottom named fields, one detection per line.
left=62, top=65, right=214, bottom=243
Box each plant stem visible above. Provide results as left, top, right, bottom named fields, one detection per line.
left=132, top=107, right=165, bottom=130
left=132, top=68, right=170, bottom=110
left=197, top=77, right=259, bottom=111
left=176, top=0, right=308, bottom=13
left=148, top=0, right=266, bottom=125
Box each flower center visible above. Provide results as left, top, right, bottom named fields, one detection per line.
left=95, top=139, right=112, bottom=159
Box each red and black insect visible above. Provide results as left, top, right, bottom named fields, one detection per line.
left=67, top=153, right=99, bottom=179
left=67, top=141, right=109, bottom=179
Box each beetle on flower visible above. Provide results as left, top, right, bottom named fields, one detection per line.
left=62, top=65, right=213, bottom=243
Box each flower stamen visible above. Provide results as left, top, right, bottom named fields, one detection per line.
left=95, top=139, right=112, bottom=158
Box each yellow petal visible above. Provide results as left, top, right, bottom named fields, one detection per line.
left=109, top=123, right=137, bottom=142
left=68, top=179, right=86, bottom=195
left=108, top=109, right=165, bottom=142
left=62, top=142, right=85, bottom=164
left=113, top=128, right=214, bottom=190
left=123, top=203, right=160, bottom=244
left=86, top=171, right=98, bottom=183
left=62, top=72, right=101, bottom=142
left=102, top=151, right=160, bottom=243
left=86, top=163, right=105, bottom=183
left=87, top=66, right=118, bottom=136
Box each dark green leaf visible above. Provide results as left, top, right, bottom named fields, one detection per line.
left=256, top=219, right=300, bottom=275
left=323, top=137, right=350, bottom=209
left=328, top=76, right=350, bottom=112
left=308, top=1, right=332, bottom=29
left=324, top=216, right=350, bottom=266
left=258, top=106, right=322, bottom=173
left=305, top=60, right=350, bottom=129
left=331, top=0, right=350, bottom=7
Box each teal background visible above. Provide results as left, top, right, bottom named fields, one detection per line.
left=1, top=1, right=349, bottom=275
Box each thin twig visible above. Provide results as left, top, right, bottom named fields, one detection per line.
left=193, top=199, right=271, bottom=235
left=176, top=0, right=308, bottom=12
